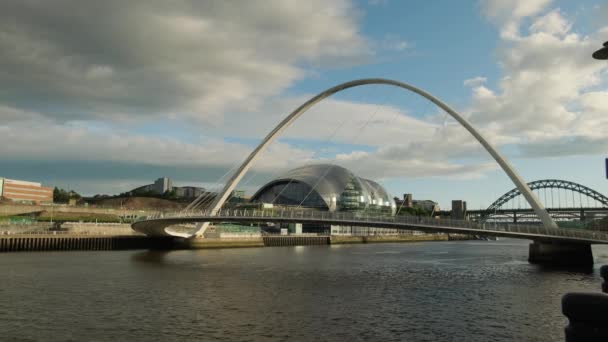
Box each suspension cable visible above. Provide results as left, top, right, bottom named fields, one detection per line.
left=294, top=90, right=393, bottom=210
left=266, top=109, right=353, bottom=206
left=185, top=161, right=241, bottom=211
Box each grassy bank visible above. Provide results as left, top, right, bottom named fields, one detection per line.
left=2, top=212, right=125, bottom=223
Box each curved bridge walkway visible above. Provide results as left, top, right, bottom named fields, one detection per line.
left=132, top=210, right=608, bottom=245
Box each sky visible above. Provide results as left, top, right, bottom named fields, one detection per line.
left=1, top=0, right=607, bottom=210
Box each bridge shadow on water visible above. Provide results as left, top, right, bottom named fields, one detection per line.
left=127, top=243, right=600, bottom=276
left=531, top=263, right=595, bottom=275
left=130, top=249, right=174, bottom=265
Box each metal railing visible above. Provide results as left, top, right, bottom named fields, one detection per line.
left=136, top=209, right=608, bottom=242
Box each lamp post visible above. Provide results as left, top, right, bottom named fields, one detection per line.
left=594, top=42, right=608, bottom=181
left=560, top=40, right=608, bottom=342
left=593, top=41, right=608, bottom=60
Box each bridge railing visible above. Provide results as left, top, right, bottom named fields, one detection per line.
left=138, top=209, right=608, bottom=242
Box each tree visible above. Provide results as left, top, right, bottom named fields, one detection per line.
left=53, top=187, right=81, bottom=203
left=162, top=189, right=178, bottom=200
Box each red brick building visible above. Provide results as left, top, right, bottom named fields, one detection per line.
left=0, top=178, right=53, bottom=204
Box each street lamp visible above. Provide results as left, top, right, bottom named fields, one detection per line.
left=593, top=41, right=608, bottom=60
left=594, top=41, right=608, bottom=181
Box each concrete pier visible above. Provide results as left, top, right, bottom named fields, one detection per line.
left=528, top=241, right=593, bottom=266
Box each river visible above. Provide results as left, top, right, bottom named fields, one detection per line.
left=2, top=239, right=607, bottom=341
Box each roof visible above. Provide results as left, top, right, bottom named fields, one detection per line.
left=251, top=164, right=395, bottom=211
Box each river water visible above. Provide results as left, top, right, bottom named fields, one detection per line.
left=2, top=239, right=607, bottom=342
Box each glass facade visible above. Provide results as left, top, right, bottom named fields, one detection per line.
left=252, top=164, right=395, bottom=215
left=338, top=176, right=363, bottom=211
left=253, top=181, right=327, bottom=209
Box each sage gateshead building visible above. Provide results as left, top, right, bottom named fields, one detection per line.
left=251, top=164, right=396, bottom=215
left=250, top=164, right=396, bottom=234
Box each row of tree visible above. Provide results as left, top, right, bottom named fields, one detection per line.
left=53, top=187, right=81, bottom=203
left=116, top=189, right=180, bottom=200
left=396, top=205, right=432, bottom=216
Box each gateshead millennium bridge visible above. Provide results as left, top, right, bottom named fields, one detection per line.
left=132, top=78, right=608, bottom=265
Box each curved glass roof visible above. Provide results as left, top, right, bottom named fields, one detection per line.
left=251, top=164, right=395, bottom=213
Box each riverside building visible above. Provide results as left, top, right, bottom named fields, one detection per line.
left=251, top=164, right=396, bottom=234
left=0, top=177, right=53, bottom=204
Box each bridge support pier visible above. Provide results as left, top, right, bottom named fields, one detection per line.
left=528, top=242, right=593, bottom=267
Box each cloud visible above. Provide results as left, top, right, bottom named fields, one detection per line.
left=0, top=119, right=315, bottom=172
left=470, top=3, right=608, bottom=157
left=480, top=0, right=553, bottom=38
left=369, top=0, right=389, bottom=6
left=0, top=105, right=47, bottom=123
left=221, top=96, right=439, bottom=147
left=0, top=96, right=497, bottom=183
left=0, top=0, right=369, bottom=123
left=519, top=136, right=608, bottom=158
left=4, top=0, right=608, bottom=198
left=529, top=9, right=571, bottom=36
left=463, top=76, right=488, bottom=87
left=332, top=147, right=498, bottom=181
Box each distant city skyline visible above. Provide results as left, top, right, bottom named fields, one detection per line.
left=1, top=0, right=607, bottom=209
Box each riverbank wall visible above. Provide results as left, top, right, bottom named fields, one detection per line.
left=0, top=235, right=175, bottom=252
left=0, top=233, right=475, bottom=252
left=331, top=234, right=448, bottom=244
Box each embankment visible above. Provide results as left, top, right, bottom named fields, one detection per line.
left=0, top=235, right=175, bottom=252
left=0, top=233, right=475, bottom=252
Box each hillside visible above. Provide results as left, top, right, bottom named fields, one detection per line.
left=90, top=197, right=187, bottom=210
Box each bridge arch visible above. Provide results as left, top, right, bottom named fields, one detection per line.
left=487, top=179, right=608, bottom=211
left=178, top=78, right=558, bottom=238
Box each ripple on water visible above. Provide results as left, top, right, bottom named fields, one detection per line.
left=1, top=241, right=606, bottom=341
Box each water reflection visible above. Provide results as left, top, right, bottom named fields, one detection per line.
left=1, top=240, right=607, bottom=341
left=130, top=250, right=173, bottom=265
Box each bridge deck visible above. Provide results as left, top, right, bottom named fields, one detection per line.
left=132, top=210, right=608, bottom=244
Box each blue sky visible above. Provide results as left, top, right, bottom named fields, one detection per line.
left=0, top=0, right=607, bottom=209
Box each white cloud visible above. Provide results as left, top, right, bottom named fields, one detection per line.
left=480, top=0, right=553, bottom=38
left=0, top=99, right=496, bottom=184
left=481, top=0, right=552, bottom=19
left=529, top=9, right=571, bottom=37
left=463, top=76, right=488, bottom=87
left=333, top=147, right=497, bottom=181
left=0, top=0, right=369, bottom=123
left=221, top=96, right=438, bottom=147
left=4, top=0, right=608, bottom=197
left=0, top=120, right=315, bottom=172
left=471, top=3, right=608, bottom=156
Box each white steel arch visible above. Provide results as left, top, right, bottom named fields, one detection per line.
left=186, top=78, right=557, bottom=237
